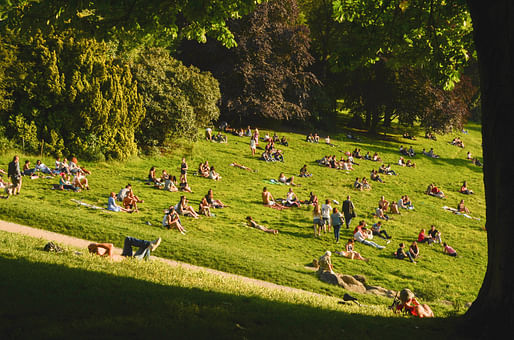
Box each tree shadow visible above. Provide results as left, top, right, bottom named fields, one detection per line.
left=0, top=255, right=461, bottom=339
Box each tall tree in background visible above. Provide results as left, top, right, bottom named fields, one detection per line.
left=181, top=0, right=319, bottom=124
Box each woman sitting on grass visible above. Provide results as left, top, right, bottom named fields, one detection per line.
left=417, top=228, right=433, bottom=244
left=406, top=159, right=416, bottom=167
left=206, top=189, right=227, bottom=208
left=389, top=201, right=401, bottom=214
left=176, top=196, right=199, bottom=219
left=457, top=199, right=470, bottom=213
left=164, top=175, right=178, bottom=192
left=443, top=242, right=458, bottom=257
left=198, top=162, right=210, bottom=177
left=55, top=173, right=78, bottom=191
left=123, top=187, right=144, bottom=212
left=179, top=177, right=193, bottom=193
left=163, top=206, right=186, bottom=234
left=395, top=288, right=434, bottom=318
left=409, top=241, right=420, bottom=260
left=72, top=172, right=90, bottom=191
left=279, top=172, right=296, bottom=185
left=148, top=166, right=159, bottom=185
left=361, top=177, right=371, bottom=190
left=335, top=239, right=368, bottom=261
left=372, top=152, right=382, bottom=162
left=285, top=187, right=301, bottom=207
left=107, top=192, right=131, bottom=212
left=460, top=181, right=474, bottom=194
left=209, top=166, right=222, bottom=181
left=199, top=197, right=212, bottom=217
left=304, top=192, right=318, bottom=206
left=354, top=177, right=363, bottom=190
left=246, top=216, right=278, bottom=234
left=299, top=165, right=312, bottom=177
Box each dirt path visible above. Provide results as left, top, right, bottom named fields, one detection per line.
left=0, top=219, right=332, bottom=299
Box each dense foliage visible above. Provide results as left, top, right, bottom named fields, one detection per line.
left=181, top=0, right=319, bottom=124
left=131, top=48, right=221, bottom=146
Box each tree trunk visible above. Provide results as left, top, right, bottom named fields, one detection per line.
left=465, top=1, right=514, bottom=336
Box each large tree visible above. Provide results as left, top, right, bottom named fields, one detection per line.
left=181, top=0, right=319, bottom=124
left=465, top=0, right=514, bottom=336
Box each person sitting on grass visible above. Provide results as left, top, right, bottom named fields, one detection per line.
left=364, top=152, right=371, bottom=160
left=285, top=187, right=301, bottom=207
left=374, top=207, right=388, bottom=223
left=176, top=196, right=199, bottom=219
left=354, top=177, right=363, bottom=190
left=23, top=160, right=36, bottom=177
left=198, top=162, right=210, bottom=177
left=370, top=170, right=384, bottom=183
left=403, top=195, right=415, bottom=209
left=394, top=243, right=416, bottom=263
left=443, top=242, right=458, bottom=257
left=163, top=175, right=178, bottom=192
left=361, top=177, right=371, bottom=190
left=428, top=225, right=442, bottom=244
left=305, top=192, right=318, bottom=206
left=205, top=188, right=227, bottom=208
left=427, top=183, right=445, bottom=198
left=352, top=148, right=362, bottom=159
left=199, top=197, right=212, bottom=217
left=406, top=159, right=416, bottom=167
left=335, top=239, right=368, bottom=261
left=209, top=166, right=222, bottom=181
left=279, top=172, right=296, bottom=185
left=318, top=251, right=334, bottom=274
left=123, top=186, right=144, bottom=212
left=395, top=288, right=434, bottom=318
left=354, top=227, right=385, bottom=249
left=55, top=173, right=78, bottom=191
left=72, top=171, right=90, bottom=191
left=262, top=187, right=286, bottom=210
left=280, top=136, right=289, bottom=146
left=417, top=228, right=433, bottom=244
left=107, top=192, right=131, bottom=212
left=457, top=199, right=470, bottom=214
left=179, top=177, right=193, bottom=193
left=409, top=241, right=420, bottom=260
left=426, top=148, right=440, bottom=158
left=379, top=196, right=390, bottom=211
left=163, top=206, right=186, bottom=234
left=299, top=165, right=312, bottom=177
left=372, top=221, right=392, bottom=240
left=34, top=160, right=55, bottom=176
left=148, top=166, right=159, bottom=185
left=398, top=157, right=406, bottom=167
left=460, top=181, right=474, bottom=195
left=389, top=201, right=401, bottom=215
left=372, top=152, right=382, bottom=162
left=246, top=216, right=278, bottom=234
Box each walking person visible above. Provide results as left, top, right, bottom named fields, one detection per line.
left=7, top=155, right=22, bottom=195
left=331, top=207, right=344, bottom=243
left=342, top=195, right=356, bottom=229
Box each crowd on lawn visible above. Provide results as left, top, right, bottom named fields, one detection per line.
left=1, top=127, right=479, bottom=317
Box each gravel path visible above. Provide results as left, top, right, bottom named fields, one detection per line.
left=0, top=219, right=331, bottom=299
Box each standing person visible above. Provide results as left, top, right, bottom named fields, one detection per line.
left=342, top=196, right=356, bottom=229
left=180, top=157, right=188, bottom=182
left=331, top=207, right=344, bottom=243
left=250, top=136, right=257, bottom=156
left=321, top=199, right=332, bottom=233
left=313, top=203, right=323, bottom=237
left=7, top=155, right=22, bottom=195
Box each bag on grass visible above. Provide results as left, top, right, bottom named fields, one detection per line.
left=43, top=241, right=64, bottom=253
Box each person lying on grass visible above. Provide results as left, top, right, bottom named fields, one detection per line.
left=395, top=288, right=434, bottom=318
left=443, top=242, right=458, bottom=257
left=335, top=239, right=368, bottom=261
left=354, top=228, right=385, bottom=249
left=394, top=243, right=416, bottom=263
left=108, top=192, right=132, bottom=212
left=460, top=181, right=474, bottom=194
left=163, top=206, right=186, bottom=234
left=279, top=172, right=296, bottom=185
left=245, top=216, right=278, bottom=234
left=88, top=242, right=115, bottom=258
left=406, top=159, right=416, bottom=167
left=262, top=187, right=286, bottom=210
left=230, top=162, right=254, bottom=171
left=115, top=236, right=161, bottom=260
left=205, top=189, right=227, bottom=208
left=379, top=164, right=397, bottom=176
left=176, top=196, right=199, bottom=219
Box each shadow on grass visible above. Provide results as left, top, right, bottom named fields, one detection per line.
left=0, top=255, right=465, bottom=339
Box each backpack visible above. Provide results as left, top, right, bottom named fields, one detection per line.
left=43, top=241, right=64, bottom=253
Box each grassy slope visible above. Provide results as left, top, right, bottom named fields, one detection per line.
left=0, top=231, right=453, bottom=339
left=0, top=123, right=486, bottom=316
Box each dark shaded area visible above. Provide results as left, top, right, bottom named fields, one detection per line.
left=0, top=255, right=456, bottom=339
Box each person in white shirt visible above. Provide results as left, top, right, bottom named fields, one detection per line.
left=321, top=199, right=332, bottom=233
left=354, top=229, right=385, bottom=249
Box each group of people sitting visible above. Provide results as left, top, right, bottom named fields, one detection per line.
left=261, top=140, right=284, bottom=162
left=148, top=166, right=192, bottom=193
left=402, top=132, right=417, bottom=140
left=451, top=137, right=465, bottom=148
left=306, top=133, right=320, bottom=143
left=398, top=157, right=416, bottom=167
left=422, top=148, right=440, bottom=158
left=399, top=145, right=415, bottom=157
left=426, top=183, right=445, bottom=198
left=353, top=177, right=371, bottom=190
left=197, top=161, right=222, bottom=181
left=317, top=155, right=355, bottom=170
left=378, top=164, right=397, bottom=176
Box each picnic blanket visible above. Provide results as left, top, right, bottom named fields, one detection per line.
left=71, top=199, right=106, bottom=210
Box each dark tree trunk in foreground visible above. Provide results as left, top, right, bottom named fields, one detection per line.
left=466, top=1, right=514, bottom=336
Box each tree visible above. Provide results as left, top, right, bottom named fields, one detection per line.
left=1, top=30, right=145, bottom=160
left=464, top=0, right=514, bottom=336
left=131, top=48, right=221, bottom=146
left=181, top=0, right=319, bottom=124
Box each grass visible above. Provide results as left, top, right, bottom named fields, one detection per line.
left=0, top=122, right=486, bottom=317
left=0, top=231, right=458, bottom=339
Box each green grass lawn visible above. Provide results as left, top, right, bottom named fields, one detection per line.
left=0, top=231, right=457, bottom=339
left=0, top=122, right=486, bottom=317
